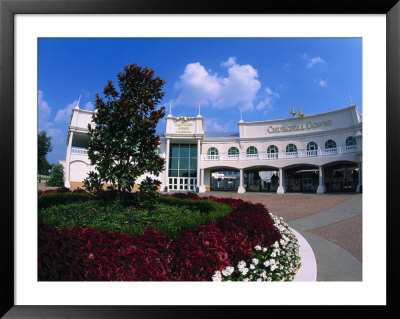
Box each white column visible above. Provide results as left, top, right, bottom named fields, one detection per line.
left=317, top=166, right=326, bottom=194
left=197, top=139, right=201, bottom=188
left=356, top=162, right=362, bottom=193
left=277, top=167, right=285, bottom=194
left=237, top=168, right=246, bottom=193
left=163, top=138, right=170, bottom=192
left=199, top=168, right=206, bottom=193
left=64, top=131, right=74, bottom=188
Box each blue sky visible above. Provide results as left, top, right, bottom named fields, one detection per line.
left=38, top=38, right=362, bottom=164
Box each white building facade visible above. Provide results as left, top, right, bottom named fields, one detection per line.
left=63, top=104, right=362, bottom=194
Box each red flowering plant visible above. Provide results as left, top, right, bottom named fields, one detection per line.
left=38, top=192, right=298, bottom=281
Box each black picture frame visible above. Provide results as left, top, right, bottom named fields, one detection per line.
left=1, top=0, right=398, bottom=317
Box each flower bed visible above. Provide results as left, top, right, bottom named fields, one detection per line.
left=38, top=192, right=301, bottom=281
left=212, top=214, right=301, bottom=282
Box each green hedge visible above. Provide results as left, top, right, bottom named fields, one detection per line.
left=38, top=196, right=231, bottom=238
left=38, top=193, right=92, bottom=209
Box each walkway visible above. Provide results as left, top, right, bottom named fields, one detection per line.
left=207, top=192, right=362, bottom=281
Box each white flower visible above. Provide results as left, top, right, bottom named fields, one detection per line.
left=212, top=271, right=222, bottom=282
left=273, top=241, right=279, bottom=248
left=257, top=278, right=262, bottom=282
left=271, top=265, right=277, bottom=271
left=237, top=260, right=246, bottom=270
left=271, top=252, right=276, bottom=258
left=222, top=266, right=235, bottom=276
left=240, top=267, right=249, bottom=275
left=250, top=264, right=255, bottom=270
left=263, top=247, right=268, bottom=252
left=252, top=258, right=259, bottom=265
left=254, top=245, right=262, bottom=251
left=263, top=260, right=270, bottom=267
left=269, top=259, right=275, bottom=264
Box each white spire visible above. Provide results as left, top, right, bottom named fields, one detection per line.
left=75, top=94, right=81, bottom=109
left=348, top=91, right=354, bottom=105
left=239, top=109, right=244, bottom=123
left=168, top=103, right=172, bottom=116
left=197, top=104, right=202, bottom=117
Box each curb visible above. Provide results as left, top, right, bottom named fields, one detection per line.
left=292, top=228, right=317, bottom=281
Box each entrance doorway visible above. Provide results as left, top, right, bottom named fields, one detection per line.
left=244, top=169, right=279, bottom=192
left=324, top=162, right=359, bottom=192
left=210, top=169, right=239, bottom=191
left=284, top=166, right=319, bottom=193
left=168, top=143, right=197, bottom=192
left=169, top=177, right=197, bottom=191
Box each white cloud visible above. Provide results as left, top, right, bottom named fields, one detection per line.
left=55, top=100, right=78, bottom=122
left=46, top=128, right=64, bottom=143
left=38, top=90, right=51, bottom=124
left=221, top=56, right=237, bottom=67
left=84, top=101, right=94, bottom=111
left=204, top=118, right=234, bottom=132
left=314, top=79, right=328, bottom=87
left=256, top=87, right=280, bottom=112
left=318, top=80, right=328, bottom=87
left=173, top=57, right=261, bottom=110
left=302, top=54, right=326, bottom=68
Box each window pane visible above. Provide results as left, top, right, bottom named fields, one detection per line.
left=189, top=158, right=197, bottom=170
left=190, top=145, right=198, bottom=157
left=170, top=145, right=180, bottom=157
left=179, top=170, right=189, bottom=177
left=169, top=157, right=179, bottom=169
left=169, top=169, right=178, bottom=177
left=228, top=147, right=239, bottom=155
left=286, top=144, right=297, bottom=152
left=180, top=144, right=190, bottom=157
left=189, top=170, right=197, bottom=177
left=179, top=158, right=189, bottom=170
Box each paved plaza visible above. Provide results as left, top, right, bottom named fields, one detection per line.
left=207, top=191, right=362, bottom=281
left=38, top=182, right=362, bottom=281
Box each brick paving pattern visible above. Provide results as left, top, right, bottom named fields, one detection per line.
left=307, top=214, right=362, bottom=262
left=207, top=191, right=361, bottom=263
left=206, top=192, right=354, bottom=221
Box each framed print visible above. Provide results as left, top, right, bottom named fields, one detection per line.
left=1, top=0, right=398, bottom=317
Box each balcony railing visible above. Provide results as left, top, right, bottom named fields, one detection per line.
left=71, top=147, right=88, bottom=155
left=201, top=144, right=360, bottom=161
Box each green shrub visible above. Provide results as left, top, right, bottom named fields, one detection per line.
left=46, top=164, right=64, bottom=187
left=38, top=193, right=92, bottom=209
left=38, top=196, right=232, bottom=238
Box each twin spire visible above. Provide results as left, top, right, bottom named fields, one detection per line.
left=291, top=104, right=304, bottom=118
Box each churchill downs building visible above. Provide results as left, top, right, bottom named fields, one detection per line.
left=62, top=103, right=362, bottom=194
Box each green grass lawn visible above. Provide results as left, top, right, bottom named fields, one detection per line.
left=38, top=195, right=231, bottom=238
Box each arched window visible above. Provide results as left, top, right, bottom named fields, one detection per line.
left=286, top=143, right=297, bottom=153
left=306, top=142, right=318, bottom=156
left=346, top=136, right=357, bottom=146
left=228, top=147, right=239, bottom=158
left=267, top=145, right=278, bottom=159
left=325, top=139, right=337, bottom=149
left=207, top=147, right=219, bottom=160
left=267, top=145, right=279, bottom=153
left=246, top=146, right=258, bottom=159
left=246, top=146, right=258, bottom=155
left=307, top=142, right=318, bottom=151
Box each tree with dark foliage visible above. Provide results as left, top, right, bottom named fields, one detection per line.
left=38, top=130, right=53, bottom=181
left=84, top=64, right=166, bottom=202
